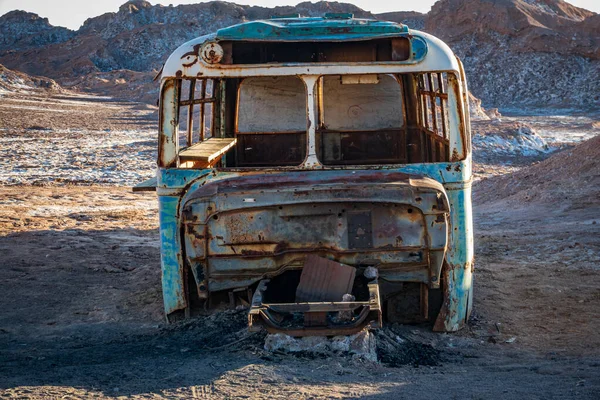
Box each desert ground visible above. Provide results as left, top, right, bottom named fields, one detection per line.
left=0, top=89, right=599, bottom=399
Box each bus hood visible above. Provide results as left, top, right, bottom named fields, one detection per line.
left=181, top=170, right=450, bottom=296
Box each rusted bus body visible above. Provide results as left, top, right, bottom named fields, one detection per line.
left=150, top=15, right=474, bottom=332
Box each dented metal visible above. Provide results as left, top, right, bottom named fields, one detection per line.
left=150, top=16, right=474, bottom=333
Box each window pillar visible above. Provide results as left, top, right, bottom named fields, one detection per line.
left=158, top=79, right=180, bottom=168
left=301, top=75, right=322, bottom=168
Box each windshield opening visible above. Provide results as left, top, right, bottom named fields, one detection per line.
left=159, top=71, right=462, bottom=170
left=235, top=76, right=306, bottom=167
left=316, top=74, right=406, bottom=165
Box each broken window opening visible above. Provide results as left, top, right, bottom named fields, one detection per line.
left=220, top=38, right=410, bottom=65
left=165, top=72, right=459, bottom=170
left=176, top=78, right=217, bottom=149
left=174, top=78, right=240, bottom=169
left=316, top=74, right=406, bottom=165
left=417, top=72, right=450, bottom=162
left=235, top=76, right=307, bottom=167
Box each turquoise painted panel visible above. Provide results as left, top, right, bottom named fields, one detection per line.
left=157, top=161, right=469, bottom=193
left=441, top=186, right=474, bottom=330
left=411, top=36, right=428, bottom=60
left=158, top=168, right=211, bottom=189
left=216, top=18, right=409, bottom=42
left=158, top=195, right=186, bottom=315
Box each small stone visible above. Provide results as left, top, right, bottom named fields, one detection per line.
left=336, top=293, right=356, bottom=322
left=364, top=266, right=379, bottom=280
left=342, top=293, right=355, bottom=302
left=264, top=329, right=377, bottom=362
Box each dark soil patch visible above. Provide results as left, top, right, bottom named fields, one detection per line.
left=159, top=308, right=266, bottom=352
left=374, top=326, right=444, bottom=367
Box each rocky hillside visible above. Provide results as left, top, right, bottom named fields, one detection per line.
left=0, top=1, right=374, bottom=78
left=66, top=69, right=157, bottom=104
left=373, top=11, right=426, bottom=30
left=0, top=11, right=74, bottom=53
left=0, top=0, right=597, bottom=109
left=426, top=0, right=600, bottom=109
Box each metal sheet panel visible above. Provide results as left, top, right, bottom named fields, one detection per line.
left=296, top=255, right=356, bottom=302
left=347, top=210, right=373, bottom=249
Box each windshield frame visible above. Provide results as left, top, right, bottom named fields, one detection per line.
left=158, top=70, right=468, bottom=170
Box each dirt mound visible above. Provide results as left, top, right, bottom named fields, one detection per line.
left=374, top=326, right=443, bottom=367
left=67, top=69, right=158, bottom=103
left=0, top=63, right=63, bottom=93
left=160, top=308, right=266, bottom=352
left=164, top=308, right=444, bottom=368
left=474, top=134, right=600, bottom=208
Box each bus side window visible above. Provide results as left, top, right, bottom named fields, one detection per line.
left=416, top=73, right=450, bottom=162
left=177, top=78, right=216, bottom=149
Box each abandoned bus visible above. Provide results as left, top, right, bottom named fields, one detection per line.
left=136, top=14, right=474, bottom=334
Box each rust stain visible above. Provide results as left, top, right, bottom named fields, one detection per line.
left=451, top=148, right=461, bottom=161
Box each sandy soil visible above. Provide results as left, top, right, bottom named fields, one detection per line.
left=0, top=91, right=157, bottom=185
left=0, top=91, right=599, bottom=398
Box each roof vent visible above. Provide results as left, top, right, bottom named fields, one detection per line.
left=324, top=13, right=354, bottom=19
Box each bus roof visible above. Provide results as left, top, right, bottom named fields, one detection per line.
left=215, top=15, right=409, bottom=41
left=161, top=15, right=460, bottom=80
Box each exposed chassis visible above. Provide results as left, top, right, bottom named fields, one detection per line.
left=248, top=278, right=382, bottom=336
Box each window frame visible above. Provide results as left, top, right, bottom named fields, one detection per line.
left=416, top=72, right=451, bottom=163
left=233, top=75, right=309, bottom=167
left=315, top=73, right=408, bottom=166
left=177, top=77, right=219, bottom=149
left=158, top=70, right=468, bottom=170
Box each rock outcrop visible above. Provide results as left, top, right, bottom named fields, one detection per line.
left=374, top=11, right=426, bottom=30
left=425, top=0, right=600, bottom=109
left=0, top=10, right=75, bottom=53
left=0, top=63, right=63, bottom=93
